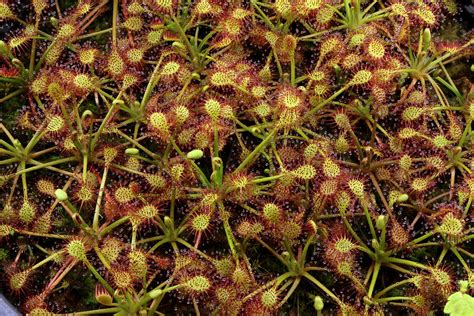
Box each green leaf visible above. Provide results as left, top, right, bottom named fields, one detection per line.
left=444, top=292, right=474, bottom=315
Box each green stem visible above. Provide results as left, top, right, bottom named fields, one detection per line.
left=82, top=153, right=88, bottom=182
left=93, top=166, right=108, bottom=231
left=450, top=247, right=470, bottom=272
left=0, top=124, right=16, bottom=143
left=0, top=140, right=17, bottom=153
left=234, top=129, right=276, bottom=172
left=15, top=157, right=77, bottom=175
left=99, top=216, right=130, bottom=238
left=131, top=226, right=138, bottom=250
left=111, top=0, right=118, bottom=46
left=290, top=54, right=296, bottom=86
left=299, top=235, right=314, bottom=266
left=172, top=17, right=197, bottom=65
left=149, top=238, right=170, bottom=253
left=436, top=246, right=448, bottom=266
left=400, top=231, right=435, bottom=250
left=367, top=261, right=381, bottom=298
left=170, top=139, right=210, bottom=187
left=76, top=28, right=112, bottom=41
left=457, top=248, right=473, bottom=259
left=31, top=250, right=66, bottom=270
left=115, top=131, right=158, bottom=159
left=302, top=272, right=343, bottom=306
left=463, top=195, right=472, bottom=218
left=16, top=229, right=72, bottom=239
left=0, top=157, right=19, bottom=165
left=140, top=56, right=164, bottom=112
left=0, top=89, right=24, bottom=104
left=84, top=259, right=114, bottom=294
left=137, top=235, right=165, bottom=245
left=277, top=277, right=301, bottom=308
left=339, top=208, right=372, bottom=255
left=25, top=129, right=47, bottom=155
left=374, top=277, right=416, bottom=299
left=272, top=49, right=283, bottom=78
left=29, top=160, right=74, bottom=177
left=375, top=296, right=414, bottom=303
left=20, top=161, right=28, bottom=199
left=255, top=237, right=286, bottom=265
left=176, top=238, right=213, bottom=262
left=170, top=186, right=176, bottom=221
left=90, top=101, right=118, bottom=152
left=94, top=246, right=111, bottom=270
left=304, top=86, right=348, bottom=119
left=217, top=202, right=237, bottom=258
left=363, top=201, right=377, bottom=240
left=71, top=307, right=121, bottom=315
left=251, top=1, right=275, bottom=29
left=384, top=257, right=429, bottom=270
left=0, top=77, right=23, bottom=84
left=250, top=174, right=284, bottom=184
left=384, top=263, right=417, bottom=275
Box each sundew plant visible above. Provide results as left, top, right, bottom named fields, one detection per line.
left=0, top=0, right=473, bottom=315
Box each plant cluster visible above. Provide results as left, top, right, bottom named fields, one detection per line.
left=0, top=0, right=473, bottom=315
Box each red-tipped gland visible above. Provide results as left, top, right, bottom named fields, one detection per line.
left=100, top=238, right=123, bottom=264
left=348, top=178, right=365, bottom=199
left=106, top=49, right=125, bottom=78
left=111, top=267, right=134, bottom=290
left=260, top=287, right=279, bottom=310
left=389, top=219, right=409, bottom=248
left=193, top=0, right=219, bottom=17
left=213, top=257, right=234, bottom=277
left=95, top=284, right=113, bottom=306
left=151, top=0, right=177, bottom=14
left=318, top=36, right=343, bottom=62
left=0, top=3, right=14, bottom=20
left=281, top=220, right=302, bottom=240
left=366, top=39, right=386, bottom=60
left=128, top=250, right=148, bottom=279
left=413, top=4, right=437, bottom=26
left=66, top=238, right=88, bottom=261
left=237, top=220, right=264, bottom=238
left=214, top=285, right=236, bottom=305
left=0, top=224, right=14, bottom=239
left=292, top=165, right=317, bottom=180
left=36, top=179, right=56, bottom=197
left=137, top=204, right=159, bottom=222
left=190, top=212, right=211, bottom=233
left=148, top=111, right=170, bottom=140
left=204, top=98, right=222, bottom=121
left=78, top=48, right=98, bottom=66
left=436, top=212, right=464, bottom=238
left=8, top=268, right=31, bottom=295
left=348, top=70, right=373, bottom=86
left=122, top=16, right=144, bottom=32
left=19, top=199, right=36, bottom=224
left=113, top=186, right=137, bottom=204
left=182, top=275, right=211, bottom=294
left=262, top=203, right=282, bottom=224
